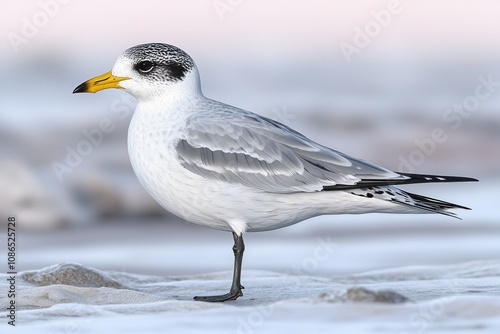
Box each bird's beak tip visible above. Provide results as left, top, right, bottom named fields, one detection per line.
left=73, top=82, right=90, bottom=94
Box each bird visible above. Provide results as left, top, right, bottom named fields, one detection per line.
left=73, top=43, right=477, bottom=302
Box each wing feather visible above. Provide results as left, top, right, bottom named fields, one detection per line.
left=176, top=103, right=404, bottom=193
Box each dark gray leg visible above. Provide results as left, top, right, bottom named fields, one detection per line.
left=194, top=232, right=245, bottom=302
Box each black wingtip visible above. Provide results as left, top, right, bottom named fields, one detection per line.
left=398, top=173, right=479, bottom=183
left=323, top=173, right=478, bottom=191
left=73, top=82, right=89, bottom=94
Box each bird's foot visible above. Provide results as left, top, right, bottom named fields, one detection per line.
left=194, top=286, right=244, bottom=302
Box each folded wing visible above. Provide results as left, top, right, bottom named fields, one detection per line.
left=175, top=103, right=407, bottom=193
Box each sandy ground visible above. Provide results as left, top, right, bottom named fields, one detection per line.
left=1, top=204, right=499, bottom=333
left=2, top=259, right=499, bottom=334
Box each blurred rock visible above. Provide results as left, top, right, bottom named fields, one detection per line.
left=20, top=263, right=125, bottom=289
left=0, top=159, right=67, bottom=230
left=0, top=157, right=166, bottom=231
left=319, top=287, right=410, bottom=303
left=68, top=170, right=166, bottom=218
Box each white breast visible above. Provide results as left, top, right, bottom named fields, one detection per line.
left=127, top=99, right=236, bottom=231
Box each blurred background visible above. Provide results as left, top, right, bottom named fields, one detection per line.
left=0, top=0, right=499, bottom=276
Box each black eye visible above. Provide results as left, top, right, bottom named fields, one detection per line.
left=137, top=61, right=154, bottom=73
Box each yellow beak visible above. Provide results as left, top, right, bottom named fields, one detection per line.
left=73, top=71, right=130, bottom=93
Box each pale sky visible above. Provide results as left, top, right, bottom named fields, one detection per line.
left=1, top=0, right=500, bottom=61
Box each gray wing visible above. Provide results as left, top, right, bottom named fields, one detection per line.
left=175, top=103, right=407, bottom=193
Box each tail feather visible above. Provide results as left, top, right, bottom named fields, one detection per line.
left=393, top=173, right=476, bottom=219
left=333, top=171, right=476, bottom=219
left=395, top=191, right=470, bottom=219
left=348, top=185, right=473, bottom=219
left=404, top=191, right=471, bottom=210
